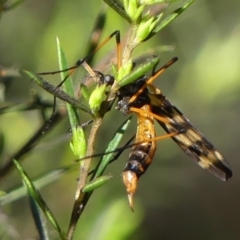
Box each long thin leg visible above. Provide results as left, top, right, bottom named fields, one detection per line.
left=129, top=57, right=178, bottom=103
left=39, top=31, right=122, bottom=132
left=130, top=107, right=172, bottom=124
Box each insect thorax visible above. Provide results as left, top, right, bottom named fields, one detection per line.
left=116, top=76, right=151, bottom=115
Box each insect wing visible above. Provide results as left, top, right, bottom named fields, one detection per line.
left=148, top=86, right=232, bottom=181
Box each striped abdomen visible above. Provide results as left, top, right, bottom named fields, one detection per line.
left=122, top=104, right=156, bottom=209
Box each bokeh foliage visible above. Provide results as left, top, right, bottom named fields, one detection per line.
left=0, top=0, right=240, bottom=239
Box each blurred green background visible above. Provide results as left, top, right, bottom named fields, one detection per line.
left=0, top=0, right=240, bottom=239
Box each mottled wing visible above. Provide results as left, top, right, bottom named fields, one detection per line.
left=149, top=86, right=232, bottom=181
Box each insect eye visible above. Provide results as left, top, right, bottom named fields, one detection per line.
left=104, top=75, right=114, bottom=86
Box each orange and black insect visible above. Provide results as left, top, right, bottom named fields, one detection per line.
left=115, top=78, right=174, bottom=209
left=115, top=58, right=232, bottom=209
left=36, top=29, right=232, bottom=208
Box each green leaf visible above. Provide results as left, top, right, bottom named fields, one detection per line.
left=117, top=56, right=160, bottom=87
left=13, top=159, right=65, bottom=239
left=104, top=0, right=131, bottom=22
left=57, top=37, right=80, bottom=128
left=29, top=195, right=50, bottom=240
left=153, top=0, right=195, bottom=34
left=141, top=0, right=180, bottom=4
left=135, top=16, right=156, bottom=43
left=70, top=126, right=87, bottom=159
left=56, top=38, right=88, bottom=160
left=82, top=175, right=112, bottom=192
left=0, top=167, right=73, bottom=205
left=93, top=117, right=132, bottom=178
left=88, top=84, right=107, bottom=114
left=123, top=0, right=144, bottom=23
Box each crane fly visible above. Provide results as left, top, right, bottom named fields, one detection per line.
left=35, top=30, right=232, bottom=208
left=114, top=58, right=232, bottom=209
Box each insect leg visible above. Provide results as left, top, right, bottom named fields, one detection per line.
left=129, top=57, right=178, bottom=104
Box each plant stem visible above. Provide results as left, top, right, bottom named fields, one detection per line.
left=67, top=117, right=103, bottom=240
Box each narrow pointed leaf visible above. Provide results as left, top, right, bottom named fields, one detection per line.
left=153, top=0, right=194, bottom=33
left=82, top=175, right=112, bottom=192
left=104, top=0, right=131, bottom=22
left=57, top=37, right=80, bottom=129
left=29, top=195, right=50, bottom=240
left=94, top=117, right=132, bottom=178
left=13, top=159, right=65, bottom=239
left=0, top=167, right=73, bottom=205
